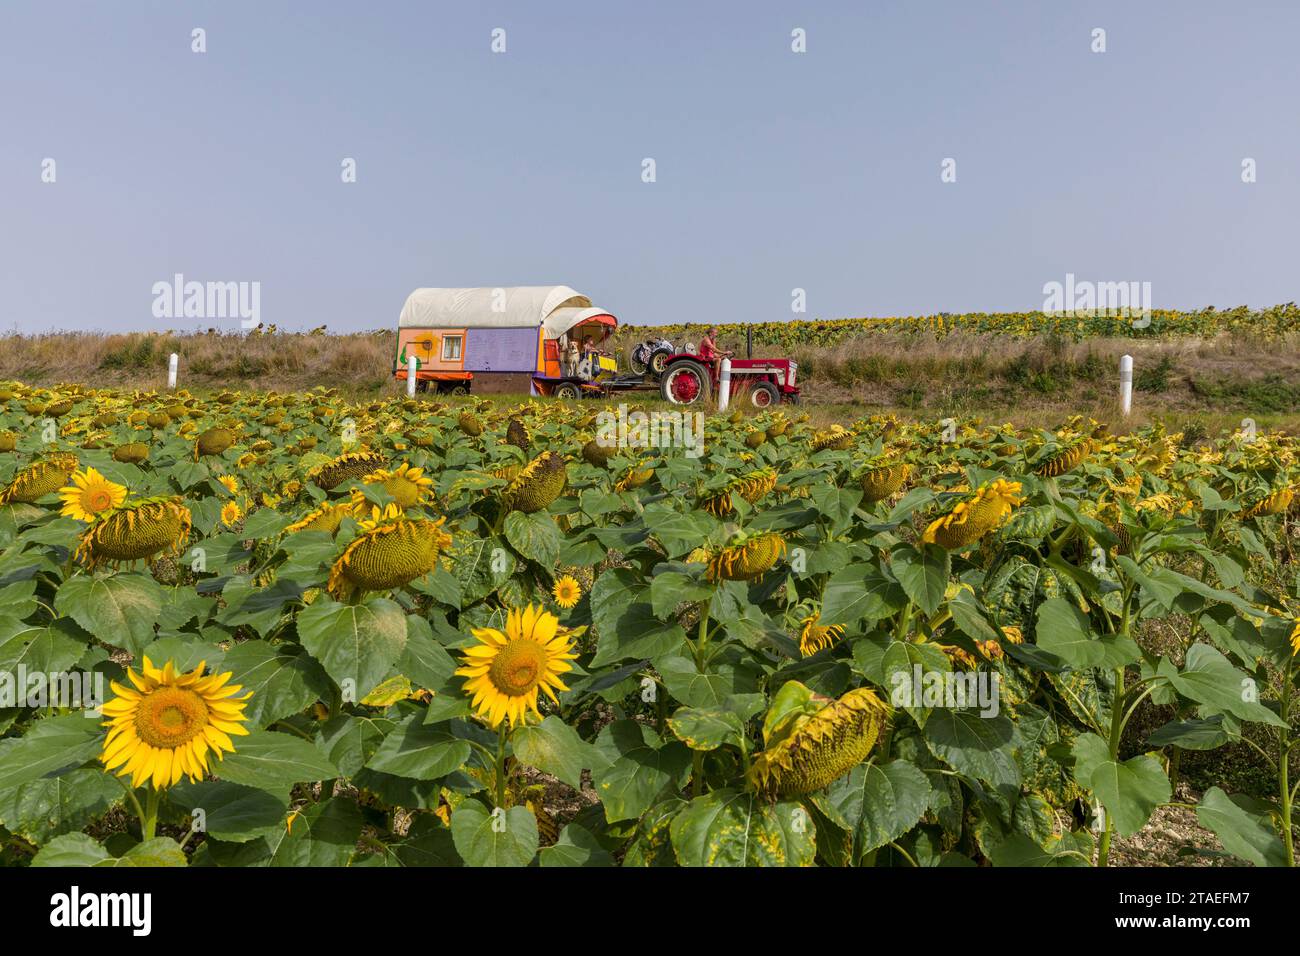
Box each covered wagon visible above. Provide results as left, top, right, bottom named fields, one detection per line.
left=393, top=286, right=618, bottom=397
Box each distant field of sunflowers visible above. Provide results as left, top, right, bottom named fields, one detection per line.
left=620, top=303, right=1300, bottom=349
left=0, top=379, right=1297, bottom=868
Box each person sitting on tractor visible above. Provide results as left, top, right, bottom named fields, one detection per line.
left=698, top=327, right=733, bottom=368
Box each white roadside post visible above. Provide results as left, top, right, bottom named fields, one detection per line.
left=718, top=358, right=732, bottom=412
left=168, top=353, right=179, bottom=388
left=407, top=354, right=418, bottom=398
left=1119, top=354, right=1133, bottom=417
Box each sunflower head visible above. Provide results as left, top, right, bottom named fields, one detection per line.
left=798, top=612, right=844, bottom=657
left=58, top=467, right=128, bottom=522
left=1243, top=486, right=1295, bottom=519
left=100, top=656, right=252, bottom=789
left=76, top=497, right=192, bottom=569
left=705, top=531, right=787, bottom=582
left=922, top=479, right=1025, bottom=549
left=216, top=474, right=239, bottom=494
left=455, top=604, right=580, bottom=728
left=1035, top=438, right=1094, bottom=478
left=859, top=462, right=911, bottom=503
left=359, top=461, right=433, bottom=509
left=749, top=682, right=891, bottom=797
left=220, top=500, right=243, bottom=527
left=194, top=426, right=236, bottom=459
left=312, top=450, right=387, bottom=491
left=0, top=431, right=15, bottom=453
left=0, top=453, right=79, bottom=504
left=285, top=500, right=353, bottom=535
left=811, top=425, right=854, bottom=452
left=552, top=575, right=582, bottom=609
left=326, top=508, right=452, bottom=599
left=500, top=451, right=567, bottom=514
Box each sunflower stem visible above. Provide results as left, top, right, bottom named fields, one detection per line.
left=142, top=786, right=160, bottom=841
left=494, top=724, right=508, bottom=809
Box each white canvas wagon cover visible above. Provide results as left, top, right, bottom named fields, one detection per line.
left=398, top=286, right=614, bottom=339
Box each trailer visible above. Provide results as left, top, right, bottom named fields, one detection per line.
left=393, top=286, right=620, bottom=397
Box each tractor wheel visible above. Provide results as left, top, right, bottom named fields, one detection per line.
left=628, top=352, right=649, bottom=376
left=554, top=382, right=581, bottom=400
left=448, top=384, right=469, bottom=397
left=749, top=382, right=779, bottom=410
left=649, top=350, right=671, bottom=376
left=661, top=361, right=712, bottom=406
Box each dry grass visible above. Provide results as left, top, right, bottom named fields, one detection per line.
left=2, top=328, right=1296, bottom=432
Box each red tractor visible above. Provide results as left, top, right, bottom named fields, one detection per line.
left=658, top=353, right=800, bottom=409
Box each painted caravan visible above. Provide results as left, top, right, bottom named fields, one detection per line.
left=393, top=286, right=618, bottom=397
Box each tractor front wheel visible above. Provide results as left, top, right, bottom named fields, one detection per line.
left=660, top=361, right=712, bottom=406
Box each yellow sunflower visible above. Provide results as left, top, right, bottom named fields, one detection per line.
left=799, top=612, right=843, bottom=657
left=216, top=474, right=239, bottom=494
left=456, top=604, right=580, bottom=728
left=359, top=461, right=434, bottom=509
left=58, top=467, right=127, bottom=522
left=552, top=575, right=582, bottom=609
left=100, top=657, right=252, bottom=789
left=922, top=479, right=1025, bottom=549
left=220, top=500, right=243, bottom=526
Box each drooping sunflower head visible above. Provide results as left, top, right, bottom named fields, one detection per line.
left=58, top=467, right=127, bottom=522
left=193, top=426, right=236, bottom=460
left=1242, top=486, right=1295, bottom=519
left=749, top=682, right=891, bottom=797
left=458, top=412, right=483, bottom=437
left=798, top=612, right=844, bottom=657
left=811, top=425, right=854, bottom=452
left=455, top=604, right=580, bottom=728
left=614, top=462, right=656, bottom=493
left=552, top=574, right=582, bottom=609
left=0, top=431, right=15, bottom=453
left=858, top=462, right=911, bottom=503
left=581, top=439, right=616, bottom=467
left=112, top=441, right=150, bottom=464
left=285, top=500, right=353, bottom=536
left=705, top=531, right=787, bottom=582
left=359, top=461, right=434, bottom=509
left=500, top=451, right=567, bottom=513
left=922, top=478, right=1025, bottom=549
left=0, top=453, right=79, bottom=504
left=311, top=450, right=387, bottom=492
left=76, top=496, right=192, bottom=569
left=326, top=507, right=452, bottom=599
left=1035, top=438, right=1095, bottom=478
left=100, top=656, right=252, bottom=789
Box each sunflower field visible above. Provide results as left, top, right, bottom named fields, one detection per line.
left=0, top=381, right=1297, bottom=868
left=621, top=303, right=1300, bottom=349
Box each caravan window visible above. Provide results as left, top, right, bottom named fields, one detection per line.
left=442, top=334, right=463, bottom=361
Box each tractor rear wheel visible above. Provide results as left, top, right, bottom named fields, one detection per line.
left=660, top=361, right=712, bottom=406
left=749, top=381, right=779, bottom=410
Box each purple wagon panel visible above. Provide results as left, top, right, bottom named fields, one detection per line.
left=463, top=327, right=538, bottom=373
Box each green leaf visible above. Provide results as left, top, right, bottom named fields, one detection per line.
left=0, top=714, right=104, bottom=791
left=589, top=568, right=685, bottom=666
left=220, top=640, right=332, bottom=729
left=31, top=832, right=112, bottom=867
left=168, top=780, right=288, bottom=843
left=821, top=760, right=931, bottom=856
left=54, top=573, right=163, bottom=656
left=365, top=715, right=470, bottom=781
left=1195, top=787, right=1288, bottom=867
left=591, top=720, right=692, bottom=823
left=818, top=563, right=906, bottom=628
left=669, top=790, right=816, bottom=866
left=666, top=707, right=746, bottom=752
left=214, top=729, right=339, bottom=795
left=1034, top=597, right=1105, bottom=669
left=268, top=796, right=362, bottom=867
left=1159, top=643, right=1288, bottom=727
left=538, top=823, right=615, bottom=867
left=0, top=768, right=122, bottom=844
left=922, top=709, right=1020, bottom=801
left=891, top=544, right=950, bottom=616
left=1072, top=733, right=1169, bottom=837
left=450, top=801, right=538, bottom=867
left=504, top=510, right=562, bottom=567
left=511, top=715, right=606, bottom=790
left=296, top=596, right=408, bottom=701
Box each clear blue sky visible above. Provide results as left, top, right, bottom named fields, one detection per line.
left=2, top=1, right=1297, bottom=333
